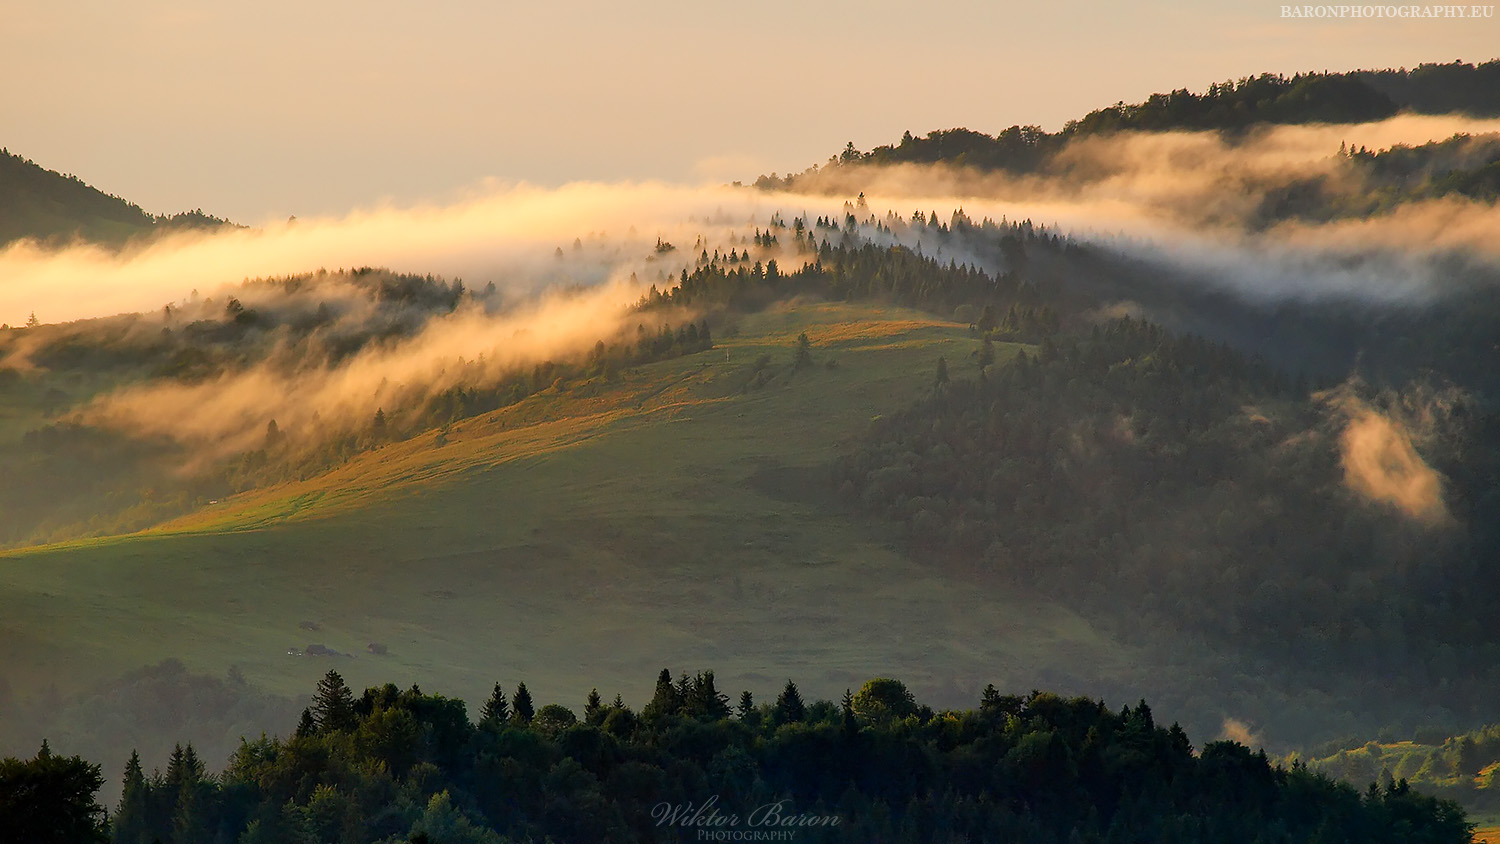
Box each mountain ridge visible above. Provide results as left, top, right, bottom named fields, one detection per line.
left=0, top=147, right=235, bottom=249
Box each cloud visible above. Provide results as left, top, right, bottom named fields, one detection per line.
left=7, top=112, right=1499, bottom=331
left=8, top=183, right=846, bottom=464
left=782, top=114, right=1500, bottom=304
left=1220, top=717, right=1261, bottom=748
left=75, top=278, right=650, bottom=465
left=0, top=180, right=826, bottom=327
left=1321, top=386, right=1451, bottom=525
left=7, top=113, right=1499, bottom=469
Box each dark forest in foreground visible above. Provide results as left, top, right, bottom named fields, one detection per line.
left=4, top=670, right=1474, bottom=844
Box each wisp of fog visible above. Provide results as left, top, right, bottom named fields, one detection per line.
left=2, top=112, right=1496, bottom=472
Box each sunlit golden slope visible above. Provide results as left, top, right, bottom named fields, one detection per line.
left=0, top=302, right=1126, bottom=725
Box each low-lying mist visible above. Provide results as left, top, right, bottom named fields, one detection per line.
left=76, top=278, right=649, bottom=464
left=791, top=114, right=1500, bottom=304
left=0, top=181, right=815, bottom=327
left=1, top=111, right=1496, bottom=482
left=4, top=113, right=1499, bottom=328
left=0, top=185, right=847, bottom=466
left=1320, top=379, right=1472, bottom=526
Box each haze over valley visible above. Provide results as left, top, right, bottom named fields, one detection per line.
left=3, top=21, right=1500, bottom=841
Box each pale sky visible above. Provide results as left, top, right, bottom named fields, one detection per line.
left=3, top=0, right=1496, bottom=223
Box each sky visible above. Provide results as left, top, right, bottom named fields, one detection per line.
left=2, top=0, right=1497, bottom=223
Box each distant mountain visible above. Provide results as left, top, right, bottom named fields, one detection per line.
left=759, top=59, right=1500, bottom=187
left=0, top=148, right=235, bottom=248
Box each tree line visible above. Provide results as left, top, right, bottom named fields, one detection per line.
left=0, top=668, right=1474, bottom=843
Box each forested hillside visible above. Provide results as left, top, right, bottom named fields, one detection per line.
left=0, top=149, right=233, bottom=248
left=4, top=209, right=1499, bottom=742
left=624, top=221, right=1500, bottom=732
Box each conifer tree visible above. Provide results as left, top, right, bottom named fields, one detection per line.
left=512, top=683, right=534, bottom=724
left=643, top=668, right=681, bottom=721
left=113, top=750, right=149, bottom=844
left=479, top=683, right=509, bottom=727
left=687, top=671, right=730, bottom=721
left=164, top=743, right=199, bottom=792
left=584, top=689, right=605, bottom=725
left=774, top=680, right=806, bottom=725
left=980, top=684, right=1003, bottom=713
left=737, top=690, right=756, bottom=722
left=293, top=709, right=316, bottom=740
left=171, top=776, right=210, bottom=844
left=313, top=670, right=356, bottom=733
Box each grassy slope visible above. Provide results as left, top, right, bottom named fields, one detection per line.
left=0, top=302, right=1134, bottom=721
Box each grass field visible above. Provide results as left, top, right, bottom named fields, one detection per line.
left=0, top=301, right=1142, bottom=776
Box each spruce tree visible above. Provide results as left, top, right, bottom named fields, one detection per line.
left=512, top=683, right=534, bottom=724
left=479, top=683, right=509, bottom=727
left=643, top=668, right=680, bottom=721
left=687, top=671, right=730, bottom=721
left=164, top=743, right=201, bottom=793
left=313, top=670, right=356, bottom=733
left=295, top=708, right=316, bottom=738
left=171, top=779, right=210, bottom=844
left=113, top=750, right=149, bottom=844
left=774, top=680, right=806, bottom=725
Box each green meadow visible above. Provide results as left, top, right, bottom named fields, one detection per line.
left=0, top=302, right=1131, bottom=725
